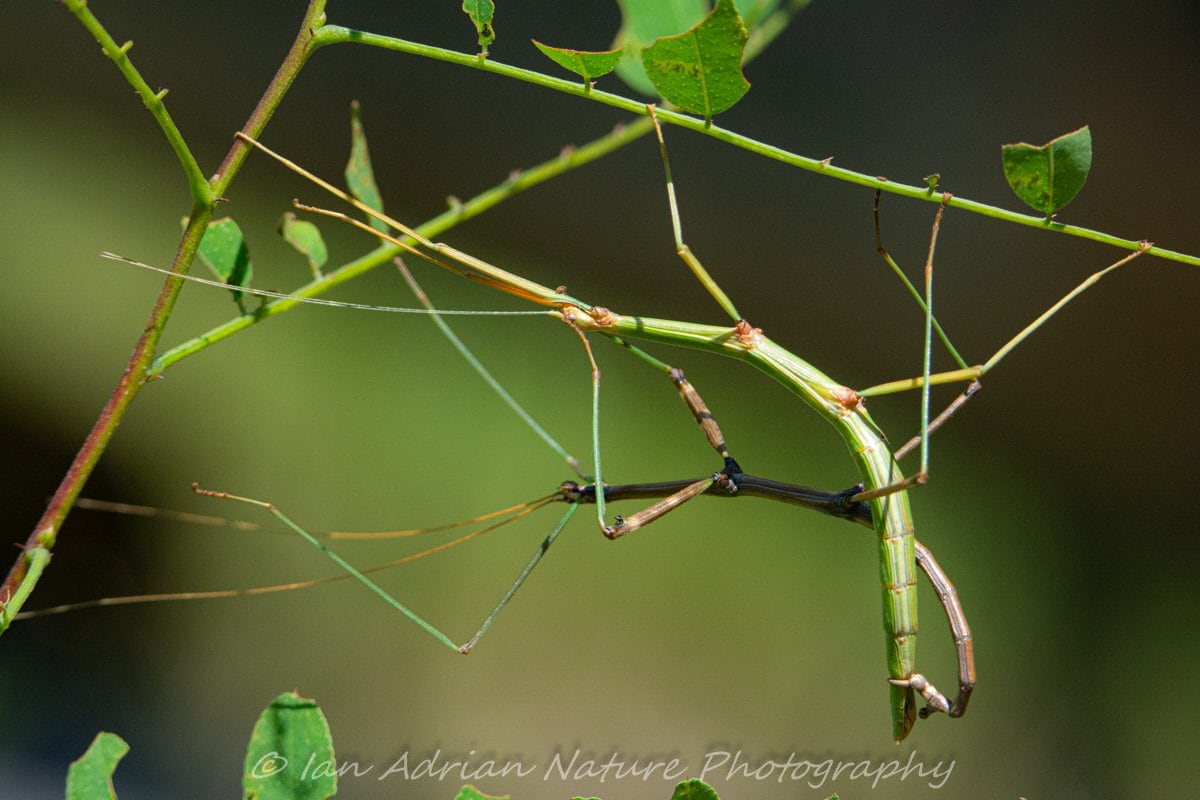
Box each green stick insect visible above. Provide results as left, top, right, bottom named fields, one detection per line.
left=21, top=110, right=1147, bottom=743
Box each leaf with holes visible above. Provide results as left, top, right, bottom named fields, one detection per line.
left=462, top=0, right=495, bottom=55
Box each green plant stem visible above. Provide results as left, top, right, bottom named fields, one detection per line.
left=0, top=548, right=49, bottom=634
left=313, top=24, right=1198, bottom=269
left=0, top=208, right=213, bottom=617
left=61, top=0, right=211, bottom=205
left=0, top=0, right=330, bottom=626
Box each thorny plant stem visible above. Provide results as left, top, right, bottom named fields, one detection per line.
left=1, top=1, right=331, bottom=622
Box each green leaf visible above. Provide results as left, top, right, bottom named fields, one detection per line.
left=189, top=216, right=253, bottom=312
left=66, top=732, right=129, bottom=800
left=455, top=786, right=511, bottom=800
left=1001, top=125, right=1092, bottom=217
left=641, top=0, right=750, bottom=123
left=345, top=100, right=387, bottom=233
left=612, top=0, right=709, bottom=96
left=243, top=692, right=337, bottom=800
left=462, top=0, right=495, bottom=55
left=277, top=213, right=328, bottom=279
left=532, top=40, right=625, bottom=88
left=671, top=778, right=721, bottom=800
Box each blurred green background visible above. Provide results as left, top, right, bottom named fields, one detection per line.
left=2, top=2, right=1197, bottom=798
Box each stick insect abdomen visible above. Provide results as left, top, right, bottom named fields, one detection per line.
left=829, top=398, right=921, bottom=743
left=590, top=312, right=924, bottom=740
left=870, top=487, right=920, bottom=741
left=824, top=388, right=921, bottom=742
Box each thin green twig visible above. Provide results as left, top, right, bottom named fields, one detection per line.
left=313, top=24, right=1198, bottom=268
left=61, top=0, right=211, bottom=205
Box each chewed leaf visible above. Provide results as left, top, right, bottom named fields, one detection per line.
left=344, top=101, right=387, bottom=233
left=641, top=0, right=750, bottom=123
left=66, top=732, right=129, bottom=800
left=612, top=0, right=709, bottom=96
left=188, top=216, right=253, bottom=311
left=277, top=212, right=328, bottom=279
left=671, top=778, right=721, bottom=800
left=1001, top=126, right=1092, bottom=217
left=532, top=40, right=624, bottom=87
left=243, top=692, right=336, bottom=800
left=462, top=0, right=495, bottom=55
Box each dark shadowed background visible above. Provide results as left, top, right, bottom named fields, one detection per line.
left=2, top=2, right=1197, bottom=798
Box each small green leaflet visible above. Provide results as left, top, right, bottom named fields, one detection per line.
left=456, top=786, right=512, bottom=800
left=670, top=778, right=721, bottom=800
left=243, top=692, right=337, bottom=800
left=462, top=0, right=495, bottom=55
left=277, top=212, right=328, bottom=279
left=345, top=100, right=388, bottom=233
left=66, top=732, right=129, bottom=800
left=641, top=0, right=750, bottom=124
left=190, top=216, right=253, bottom=312
left=532, top=40, right=624, bottom=89
left=1001, top=126, right=1092, bottom=217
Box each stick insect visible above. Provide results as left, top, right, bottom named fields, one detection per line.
left=24, top=108, right=1148, bottom=742
left=225, top=118, right=968, bottom=742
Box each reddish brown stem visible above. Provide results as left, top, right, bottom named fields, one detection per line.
left=1, top=209, right=211, bottom=604
left=1, top=0, right=328, bottom=616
